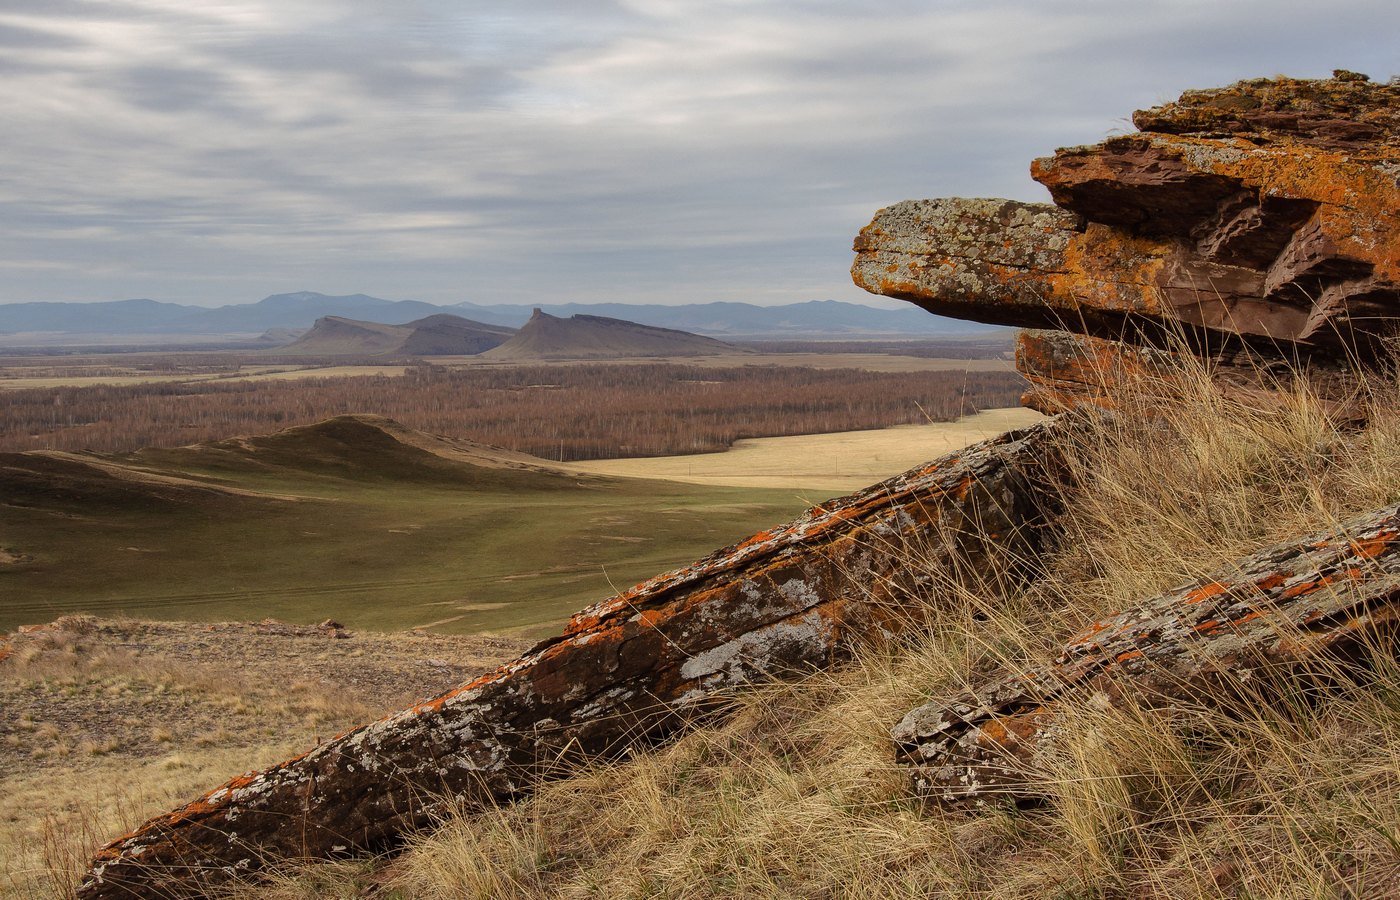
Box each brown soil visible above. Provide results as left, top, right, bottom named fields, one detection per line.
left=0, top=615, right=529, bottom=780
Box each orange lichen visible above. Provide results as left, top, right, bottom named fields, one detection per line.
left=1280, top=575, right=1330, bottom=600
left=1349, top=531, right=1399, bottom=559
left=1184, top=581, right=1230, bottom=605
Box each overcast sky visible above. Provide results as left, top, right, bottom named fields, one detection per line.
left=1, top=1, right=1396, bottom=308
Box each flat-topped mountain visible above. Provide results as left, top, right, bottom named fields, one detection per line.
left=480, top=308, right=741, bottom=360
left=278, top=313, right=515, bottom=356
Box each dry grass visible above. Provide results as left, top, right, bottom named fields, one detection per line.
left=30, top=349, right=1400, bottom=898
left=288, top=353, right=1400, bottom=899
left=0, top=619, right=525, bottom=899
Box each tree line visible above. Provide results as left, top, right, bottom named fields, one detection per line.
left=2, top=363, right=1028, bottom=460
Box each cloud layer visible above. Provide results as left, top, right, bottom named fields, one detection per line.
left=2, top=0, right=1397, bottom=306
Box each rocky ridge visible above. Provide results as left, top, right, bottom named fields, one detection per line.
left=852, top=71, right=1400, bottom=412
left=278, top=313, right=515, bottom=356
left=77, top=420, right=1066, bottom=898
left=479, top=308, right=741, bottom=360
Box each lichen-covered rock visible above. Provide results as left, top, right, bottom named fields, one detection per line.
left=1015, top=329, right=1364, bottom=418
left=892, top=500, right=1400, bottom=804
left=1016, top=330, right=1178, bottom=414
left=79, top=421, right=1069, bottom=899
left=852, top=73, right=1400, bottom=400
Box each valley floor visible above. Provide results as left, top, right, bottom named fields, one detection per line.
left=567, top=406, right=1043, bottom=493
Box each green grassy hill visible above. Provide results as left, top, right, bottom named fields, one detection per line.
left=0, top=415, right=814, bottom=637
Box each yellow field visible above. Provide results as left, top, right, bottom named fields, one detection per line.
left=222, top=365, right=409, bottom=382
left=566, top=406, right=1045, bottom=496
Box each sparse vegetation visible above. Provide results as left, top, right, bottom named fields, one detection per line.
left=0, top=616, right=527, bottom=899
left=0, top=418, right=818, bottom=635
left=202, top=356, right=1400, bottom=897
left=0, top=363, right=1025, bottom=459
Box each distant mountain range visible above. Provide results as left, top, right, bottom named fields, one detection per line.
left=0, top=291, right=1001, bottom=341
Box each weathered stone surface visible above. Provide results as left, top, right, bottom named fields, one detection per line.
left=79, top=421, right=1069, bottom=899
left=852, top=73, right=1400, bottom=395
left=1016, top=329, right=1364, bottom=418
left=1016, top=330, right=1177, bottom=414
left=893, top=501, right=1400, bottom=804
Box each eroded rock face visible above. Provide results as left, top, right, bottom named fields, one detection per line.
left=853, top=73, right=1400, bottom=383
left=892, top=500, right=1400, bottom=804
left=1015, top=329, right=1364, bottom=418
left=1016, top=329, right=1178, bottom=414
left=79, top=421, right=1069, bottom=899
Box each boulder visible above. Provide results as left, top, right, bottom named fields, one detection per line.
left=892, top=500, right=1400, bottom=804
left=852, top=73, right=1400, bottom=402
left=79, top=420, right=1069, bottom=899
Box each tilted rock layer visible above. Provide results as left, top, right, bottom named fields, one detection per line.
left=80, top=422, right=1068, bottom=899
left=853, top=72, right=1400, bottom=409
left=893, top=499, right=1400, bottom=803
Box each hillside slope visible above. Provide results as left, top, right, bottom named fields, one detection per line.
left=0, top=415, right=811, bottom=636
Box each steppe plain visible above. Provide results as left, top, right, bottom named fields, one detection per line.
left=0, top=337, right=1032, bottom=897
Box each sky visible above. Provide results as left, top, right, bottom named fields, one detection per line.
left=1, top=1, right=1397, bottom=309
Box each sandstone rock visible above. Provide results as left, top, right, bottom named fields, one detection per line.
left=1015, top=329, right=1364, bottom=418
left=79, top=421, right=1069, bottom=899
left=892, top=500, right=1400, bottom=804
left=852, top=74, right=1400, bottom=388
left=1016, top=330, right=1178, bottom=414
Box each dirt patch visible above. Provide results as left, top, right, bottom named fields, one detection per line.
left=0, top=549, right=31, bottom=566
left=0, top=615, right=528, bottom=780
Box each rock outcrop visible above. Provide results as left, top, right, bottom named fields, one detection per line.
left=79, top=421, right=1068, bottom=899
left=279, top=313, right=515, bottom=356
left=892, top=499, right=1400, bottom=804
left=480, top=308, right=741, bottom=360
left=1014, top=329, right=1363, bottom=417
left=853, top=72, right=1400, bottom=409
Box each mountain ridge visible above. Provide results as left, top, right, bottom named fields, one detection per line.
left=480, top=309, right=741, bottom=360
left=278, top=313, right=515, bottom=356
left=0, top=292, right=1003, bottom=339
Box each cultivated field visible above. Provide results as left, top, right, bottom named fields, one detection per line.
left=569, top=406, right=1044, bottom=494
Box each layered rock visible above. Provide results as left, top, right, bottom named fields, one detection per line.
left=892, top=500, right=1400, bottom=804
left=80, top=421, right=1068, bottom=899
left=853, top=72, right=1400, bottom=401
left=1015, top=329, right=1363, bottom=418
left=1016, top=329, right=1177, bottom=413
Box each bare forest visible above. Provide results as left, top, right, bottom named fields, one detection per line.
left=1, top=363, right=1027, bottom=460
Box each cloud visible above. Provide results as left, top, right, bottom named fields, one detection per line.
left=1, top=0, right=1398, bottom=306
